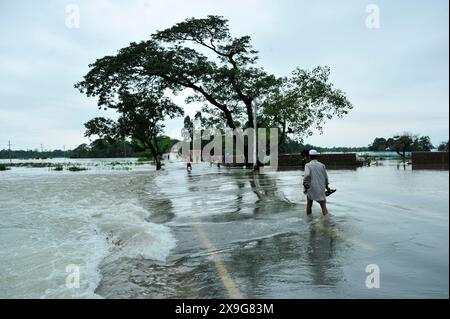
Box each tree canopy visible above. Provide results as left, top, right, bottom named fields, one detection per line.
left=259, top=66, right=352, bottom=144
left=438, top=141, right=449, bottom=152
left=368, top=133, right=434, bottom=158
left=76, top=15, right=353, bottom=149
left=83, top=89, right=183, bottom=169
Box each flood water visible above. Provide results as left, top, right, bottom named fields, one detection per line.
left=0, top=159, right=448, bottom=298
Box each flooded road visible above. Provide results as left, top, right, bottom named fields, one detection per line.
left=0, top=159, right=448, bottom=298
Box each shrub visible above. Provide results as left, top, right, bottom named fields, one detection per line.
left=68, top=166, right=87, bottom=172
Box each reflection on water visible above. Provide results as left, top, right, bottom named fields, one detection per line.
left=1, top=159, right=448, bottom=298
left=105, top=161, right=447, bottom=299
left=307, top=220, right=340, bottom=287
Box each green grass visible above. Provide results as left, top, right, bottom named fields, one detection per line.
left=137, top=157, right=152, bottom=162
left=68, top=166, right=88, bottom=172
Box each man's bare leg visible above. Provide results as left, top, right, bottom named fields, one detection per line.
left=319, top=201, right=329, bottom=216
left=306, top=198, right=313, bottom=216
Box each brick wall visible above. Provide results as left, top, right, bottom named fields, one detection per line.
left=278, top=153, right=358, bottom=169
left=412, top=152, right=449, bottom=169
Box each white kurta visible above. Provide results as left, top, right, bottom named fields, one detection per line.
left=303, top=159, right=329, bottom=202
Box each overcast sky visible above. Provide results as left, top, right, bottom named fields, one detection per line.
left=0, top=0, right=448, bottom=150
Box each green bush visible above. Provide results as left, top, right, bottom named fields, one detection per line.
left=0, top=163, right=8, bottom=171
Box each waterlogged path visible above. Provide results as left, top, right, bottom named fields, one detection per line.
left=0, top=159, right=448, bottom=298
left=99, top=161, right=449, bottom=298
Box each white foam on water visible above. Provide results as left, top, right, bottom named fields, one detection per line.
left=0, top=169, right=176, bottom=299
left=96, top=201, right=177, bottom=262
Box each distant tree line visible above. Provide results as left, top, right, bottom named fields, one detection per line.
left=367, top=133, right=447, bottom=159
left=0, top=136, right=179, bottom=160
left=0, top=149, right=68, bottom=160
left=70, top=136, right=179, bottom=159
left=2, top=135, right=446, bottom=160
left=278, top=137, right=369, bottom=154
left=437, top=141, right=449, bottom=152
left=70, top=139, right=134, bottom=158
left=281, top=132, right=449, bottom=156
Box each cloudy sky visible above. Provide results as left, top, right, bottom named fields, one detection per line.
left=0, top=0, right=448, bottom=150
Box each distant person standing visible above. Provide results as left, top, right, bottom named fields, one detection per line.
left=186, top=155, right=193, bottom=172
left=303, top=150, right=332, bottom=216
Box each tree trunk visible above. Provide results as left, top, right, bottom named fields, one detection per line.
left=245, top=100, right=254, bottom=129
left=156, top=156, right=162, bottom=170
left=396, top=149, right=406, bottom=163
left=146, top=140, right=162, bottom=171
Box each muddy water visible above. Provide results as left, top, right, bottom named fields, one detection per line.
left=0, top=160, right=448, bottom=298
left=99, top=161, right=449, bottom=298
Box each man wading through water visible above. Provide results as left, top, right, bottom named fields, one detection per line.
left=303, top=150, right=333, bottom=216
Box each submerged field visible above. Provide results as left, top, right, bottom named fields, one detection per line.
left=0, top=158, right=448, bottom=298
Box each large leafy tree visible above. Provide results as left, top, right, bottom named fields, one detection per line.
left=153, top=16, right=278, bottom=130
left=414, top=135, right=434, bottom=151
left=368, top=137, right=388, bottom=151
left=368, top=133, right=434, bottom=157
left=391, top=133, right=433, bottom=159
left=391, top=134, right=415, bottom=159
left=76, top=15, right=352, bottom=151
left=84, top=89, right=183, bottom=170
left=259, top=66, right=352, bottom=144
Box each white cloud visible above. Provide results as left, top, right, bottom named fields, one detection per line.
left=0, top=0, right=448, bottom=150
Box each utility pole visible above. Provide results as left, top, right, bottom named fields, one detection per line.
left=8, top=140, right=12, bottom=164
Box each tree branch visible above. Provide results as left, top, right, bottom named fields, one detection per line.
left=156, top=72, right=236, bottom=129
